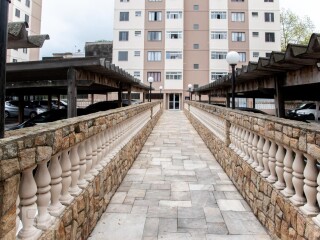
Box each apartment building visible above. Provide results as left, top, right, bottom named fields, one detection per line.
left=113, top=0, right=280, bottom=110
left=7, top=0, right=43, bottom=62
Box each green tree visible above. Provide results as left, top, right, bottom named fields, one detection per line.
left=280, top=9, right=315, bottom=51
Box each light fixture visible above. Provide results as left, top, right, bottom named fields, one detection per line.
left=226, top=51, right=240, bottom=109
left=159, top=86, right=163, bottom=94
left=147, top=76, right=154, bottom=102
left=188, top=84, right=193, bottom=100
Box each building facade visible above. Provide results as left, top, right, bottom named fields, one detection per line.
left=7, top=0, right=43, bottom=62
left=113, top=0, right=280, bottom=109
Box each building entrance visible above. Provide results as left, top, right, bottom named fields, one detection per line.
left=169, top=93, right=180, bottom=110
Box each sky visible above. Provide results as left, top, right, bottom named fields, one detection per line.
left=40, top=0, right=320, bottom=58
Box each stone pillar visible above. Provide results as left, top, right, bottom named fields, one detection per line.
left=67, top=67, right=77, bottom=118
left=118, top=84, right=123, bottom=107
left=274, top=75, right=285, bottom=118
left=128, top=88, right=132, bottom=106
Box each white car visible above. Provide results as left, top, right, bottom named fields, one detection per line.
left=296, top=103, right=320, bottom=120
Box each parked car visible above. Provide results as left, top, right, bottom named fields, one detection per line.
left=236, top=107, right=268, bottom=115
left=5, top=100, right=38, bottom=119
left=84, top=101, right=120, bottom=114
left=33, top=100, right=67, bottom=114
left=122, top=99, right=141, bottom=106
left=7, top=108, right=87, bottom=130
left=295, top=103, right=320, bottom=120
left=287, top=103, right=315, bottom=117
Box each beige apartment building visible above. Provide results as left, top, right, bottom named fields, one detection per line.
left=7, top=0, right=42, bottom=62
left=113, top=0, right=281, bottom=110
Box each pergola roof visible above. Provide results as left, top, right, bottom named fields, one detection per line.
left=6, top=57, right=150, bottom=96
left=7, top=22, right=49, bottom=49
left=195, top=33, right=320, bottom=97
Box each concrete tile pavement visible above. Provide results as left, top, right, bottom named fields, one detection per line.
left=89, top=111, right=271, bottom=240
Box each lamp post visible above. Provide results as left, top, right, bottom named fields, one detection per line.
left=188, top=84, right=193, bottom=100
left=147, top=76, right=154, bottom=102
left=159, top=86, right=163, bottom=94
left=226, top=51, right=240, bottom=109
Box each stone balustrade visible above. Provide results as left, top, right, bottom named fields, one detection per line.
left=184, top=101, right=320, bottom=240
left=0, top=101, right=162, bottom=240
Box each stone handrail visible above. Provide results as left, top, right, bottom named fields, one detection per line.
left=184, top=101, right=320, bottom=239
left=0, top=101, right=162, bottom=240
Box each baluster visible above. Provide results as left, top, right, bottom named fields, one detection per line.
left=239, top=128, right=246, bottom=156
left=35, top=160, right=54, bottom=229
left=233, top=127, right=240, bottom=152
left=48, top=154, right=65, bottom=216
left=69, top=144, right=82, bottom=196
left=96, top=133, right=103, bottom=166
left=59, top=149, right=74, bottom=205
left=99, top=132, right=107, bottom=166
left=247, top=132, right=254, bottom=164
left=274, top=145, right=286, bottom=190
left=78, top=141, right=88, bottom=188
left=267, top=141, right=277, bottom=183
left=312, top=161, right=320, bottom=226
left=84, top=138, right=95, bottom=181
left=281, top=148, right=295, bottom=197
left=16, top=195, right=21, bottom=234
left=255, top=136, right=265, bottom=173
left=261, top=139, right=271, bottom=178
left=18, top=167, right=42, bottom=239
left=300, top=154, right=319, bottom=215
left=241, top=130, right=249, bottom=159
left=290, top=150, right=306, bottom=206
left=251, top=133, right=259, bottom=168
left=88, top=137, right=99, bottom=176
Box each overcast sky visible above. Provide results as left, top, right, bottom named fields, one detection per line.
left=40, top=0, right=320, bottom=58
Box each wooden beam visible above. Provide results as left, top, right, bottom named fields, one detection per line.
left=274, top=75, right=286, bottom=118
left=67, top=68, right=77, bottom=118
left=6, top=79, right=94, bottom=89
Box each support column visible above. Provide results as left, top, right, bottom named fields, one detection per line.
left=253, top=98, right=256, bottom=109
left=199, top=94, right=201, bottom=102
left=316, top=101, right=319, bottom=122
left=274, top=75, right=285, bottom=118
left=128, top=87, right=132, bottom=106
left=143, top=92, right=146, bottom=103
left=48, top=94, right=52, bottom=110
left=118, top=84, right=122, bottom=107
left=208, top=94, right=211, bottom=104
left=91, top=94, right=94, bottom=105
left=0, top=0, right=10, bottom=138
left=226, top=94, right=230, bottom=108
left=18, top=95, right=24, bottom=124
left=67, top=68, right=77, bottom=118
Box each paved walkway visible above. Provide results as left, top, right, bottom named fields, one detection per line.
left=89, top=111, right=271, bottom=240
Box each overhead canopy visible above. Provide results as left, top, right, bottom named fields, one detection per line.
left=194, top=33, right=320, bottom=101
left=6, top=57, right=151, bottom=96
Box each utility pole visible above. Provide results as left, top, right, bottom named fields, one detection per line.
left=0, top=0, right=10, bottom=138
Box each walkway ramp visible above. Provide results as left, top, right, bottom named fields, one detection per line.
left=89, top=111, right=270, bottom=240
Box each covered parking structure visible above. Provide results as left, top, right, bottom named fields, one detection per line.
left=5, top=57, right=150, bottom=121
left=193, top=33, right=320, bottom=118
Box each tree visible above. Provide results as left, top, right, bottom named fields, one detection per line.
left=280, top=9, right=315, bottom=51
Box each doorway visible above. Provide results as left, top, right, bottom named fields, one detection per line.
left=169, top=93, right=180, bottom=110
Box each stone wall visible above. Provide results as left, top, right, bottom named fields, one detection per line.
left=0, top=102, right=162, bottom=240
left=184, top=101, right=320, bottom=240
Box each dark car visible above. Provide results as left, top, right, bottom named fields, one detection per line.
left=7, top=108, right=88, bottom=130
left=236, top=107, right=268, bottom=115
left=84, top=101, right=120, bottom=114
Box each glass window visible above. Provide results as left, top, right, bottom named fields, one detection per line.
left=147, top=51, right=162, bottom=61
left=264, top=0, right=273, bottom=2
left=120, top=0, right=130, bottom=2
left=252, top=12, right=258, bottom=17
left=25, top=14, right=29, bottom=23
left=231, top=12, right=245, bottom=22
left=135, top=11, right=141, bottom=17
left=193, top=44, right=199, bottom=49
left=147, top=72, right=161, bottom=82
left=231, top=0, right=244, bottom=2
left=118, top=51, right=128, bottom=61
left=211, top=11, right=227, bottom=19
left=193, top=5, right=199, bottom=11
left=134, top=51, right=140, bottom=56
left=211, top=72, right=227, bottom=81
left=149, top=0, right=162, bottom=1
left=194, top=64, right=199, bottom=69
left=193, top=24, right=199, bottom=30
left=135, top=31, right=141, bottom=37
left=120, top=12, right=129, bottom=21
left=253, top=52, right=259, bottom=58
left=148, top=31, right=162, bottom=41
left=232, top=32, right=246, bottom=41
left=133, top=71, right=140, bottom=77
left=166, top=11, right=182, bottom=19
left=252, top=32, right=259, bottom=37
left=166, top=72, right=182, bottom=80
left=119, top=31, right=129, bottom=41
left=15, top=8, right=20, bottom=18
left=211, top=31, right=227, bottom=39
left=12, top=59, right=18, bottom=63
left=239, top=52, right=246, bottom=62
left=25, top=0, right=30, bottom=7
left=149, top=11, right=162, bottom=21
left=265, top=32, right=275, bottom=42
left=211, top=51, right=227, bottom=59
left=265, top=12, right=274, bottom=22
left=166, top=31, right=182, bottom=39
left=166, top=51, right=182, bottom=59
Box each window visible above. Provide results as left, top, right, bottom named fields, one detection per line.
left=120, top=0, right=130, bottom=2
left=265, top=32, right=275, bottom=42
left=149, top=0, right=162, bottom=1
left=264, top=0, right=273, bottom=2
left=194, top=64, right=199, bottom=69
left=253, top=52, right=259, bottom=58
left=12, top=59, right=18, bottom=63
left=231, top=12, right=245, bottom=22
left=25, top=0, right=30, bottom=7
left=232, top=32, right=245, bottom=41
left=265, top=12, right=274, bottom=22
left=252, top=32, right=259, bottom=37
left=239, top=52, right=246, bottom=62
left=211, top=11, right=227, bottom=19
left=149, top=11, right=162, bottom=21
left=147, top=72, right=161, bottom=82
left=148, top=31, right=162, bottom=41
left=193, top=5, right=199, bottom=11
left=166, top=51, right=182, bottom=59
left=211, top=51, right=227, bottom=59
left=166, top=72, right=182, bottom=80
left=193, top=24, right=199, bottom=30
left=118, top=51, right=128, bottom=61
left=252, top=12, right=258, bottom=17
left=23, top=48, right=27, bottom=54
left=134, top=51, right=140, bottom=56
left=135, top=11, right=141, bottom=17
left=266, top=52, right=271, bottom=57
left=120, top=12, right=129, bottom=21
left=134, top=71, right=140, bottom=78
left=166, top=31, right=182, bottom=39
left=148, top=51, right=162, bottom=61
left=135, top=31, right=141, bottom=37
left=15, top=8, right=20, bottom=18
left=25, top=14, right=29, bottom=23
left=211, top=31, right=227, bottom=39
left=231, top=0, right=244, bottom=2
left=211, top=72, right=227, bottom=81
left=193, top=44, right=199, bottom=49
left=166, top=11, right=182, bottom=19
left=119, top=31, right=129, bottom=41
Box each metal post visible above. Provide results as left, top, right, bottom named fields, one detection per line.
left=67, top=68, right=77, bottom=118
left=189, top=89, right=191, bottom=100
left=0, top=0, right=10, bottom=138
left=231, top=64, right=236, bottom=109
left=149, top=82, right=152, bottom=102
left=128, top=87, right=132, bottom=106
